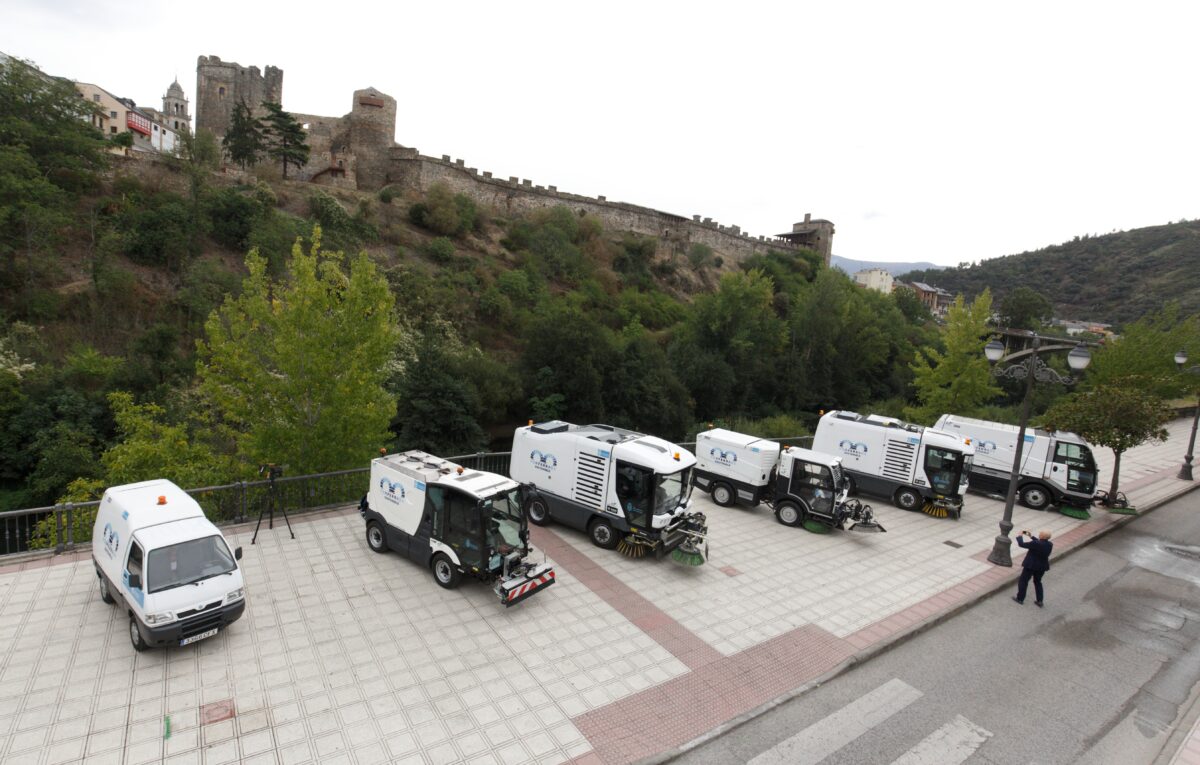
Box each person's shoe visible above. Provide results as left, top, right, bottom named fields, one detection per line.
left=1035, top=601, right=1043, bottom=607
left=1012, top=596, right=1024, bottom=604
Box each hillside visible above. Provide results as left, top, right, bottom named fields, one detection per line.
left=901, top=221, right=1200, bottom=326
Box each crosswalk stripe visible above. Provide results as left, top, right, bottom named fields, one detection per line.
left=890, top=714, right=993, bottom=765
left=748, top=678, right=924, bottom=765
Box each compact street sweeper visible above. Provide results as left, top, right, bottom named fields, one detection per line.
left=693, top=428, right=884, bottom=533
left=812, top=411, right=974, bottom=519
left=511, top=421, right=709, bottom=565
left=360, top=450, right=555, bottom=606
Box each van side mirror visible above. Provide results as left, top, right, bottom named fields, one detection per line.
left=128, top=573, right=142, bottom=590
left=234, top=546, right=243, bottom=561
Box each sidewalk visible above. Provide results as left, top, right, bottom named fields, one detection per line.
left=0, top=420, right=1195, bottom=765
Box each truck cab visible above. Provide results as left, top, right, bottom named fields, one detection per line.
left=92, top=479, right=246, bottom=652
left=361, top=451, right=555, bottom=606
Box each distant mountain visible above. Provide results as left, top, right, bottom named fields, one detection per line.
left=898, top=221, right=1200, bottom=326
left=831, top=256, right=943, bottom=276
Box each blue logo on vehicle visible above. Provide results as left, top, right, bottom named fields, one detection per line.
left=102, top=522, right=119, bottom=559
left=710, top=448, right=737, bottom=467
left=839, top=440, right=869, bottom=455
left=530, top=450, right=558, bottom=473
left=379, top=477, right=406, bottom=504
left=976, top=439, right=997, bottom=454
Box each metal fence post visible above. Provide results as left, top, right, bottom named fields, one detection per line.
left=65, top=503, right=75, bottom=550
left=54, top=505, right=64, bottom=554
left=239, top=481, right=246, bottom=524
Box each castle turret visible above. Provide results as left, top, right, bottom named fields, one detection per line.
left=776, top=213, right=835, bottom=266
left=195, top=56, right=284, bottom=139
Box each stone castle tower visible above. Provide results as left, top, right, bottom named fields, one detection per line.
left=161, top=79, right=190, bottom=133
left=195, top=56, right=283, bottom=139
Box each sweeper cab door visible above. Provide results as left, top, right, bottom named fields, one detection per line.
left=429, top=486, right=485, bottom=571
left=787, top=460, right=837, bottom=520
left=922, top=446, right=966, bottom=499
left=615, top=462, right=653, bottom=531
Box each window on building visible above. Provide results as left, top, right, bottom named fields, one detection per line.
left=109, top=110, right=117, bottom=118
left=92, top=94, right=101, bottom=102
left=218, top=87, right=225, bottom=98
left=110, top=126, right=117, bottom=134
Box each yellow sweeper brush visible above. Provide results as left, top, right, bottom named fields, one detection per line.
left=922, top=501, right=953, bottom=519
left=617, top=535, right=652, bottom=558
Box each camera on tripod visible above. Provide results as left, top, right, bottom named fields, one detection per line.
left=258, top=463, right=284, bottom=481
left=252, top=463, right=293, bottom=544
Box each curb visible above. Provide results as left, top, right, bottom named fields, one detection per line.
left=646, top=478, right=1200, bottom=765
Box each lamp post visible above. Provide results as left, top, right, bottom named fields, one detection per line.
left=983, top=332, right=1092, bottom=567
left=1175, top=350, right=1200, bottom=481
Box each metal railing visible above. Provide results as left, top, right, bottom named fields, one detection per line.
left=0, top=437, right=812, bottom=559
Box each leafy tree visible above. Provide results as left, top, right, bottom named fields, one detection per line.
left=260, top=102, right=309, bottom=179
left=222, top=100, right=265, bottom=169
left=407, top=182, right=479, bottom=237
left=109, top=131, right=134, bottom=152
left=197, top=227, right=399, bottom=474
left=604, top=323, right=692, bottom=439
left=1041, top=382, right=1172, bottom=501
left=521, top=299, right=615, bottom=422
left=905, top=289, right=1002, bottom=423
left=687, top=242, right=714, bottom=269
left=999, top=287, right=1053, bottom=330
left=892, top=286, right=930, bottom=323
left=392, top=331, right=487, bottom=455
left=1085, top=306, right=1194, bottom=399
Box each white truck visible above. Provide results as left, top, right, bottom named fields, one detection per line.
left=511, top=421, right=709, bottom=565
left=92, top=479, right=246, bottom=652
left=693, top=428, right=884, bottom=532
left=933, top=414, right=1099, bottom=510
left=359, top=450, right=555, bottom=606
left=812, top=411, right=974, bottom=519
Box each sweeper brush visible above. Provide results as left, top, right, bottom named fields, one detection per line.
left=616, top=535, right=651, bottom=558
left=669, top=537, right=707, bottom=566
left=922, top=502, right=949, bottom=519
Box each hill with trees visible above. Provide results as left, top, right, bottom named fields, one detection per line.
left=901, top=222, right=1200, bottom=327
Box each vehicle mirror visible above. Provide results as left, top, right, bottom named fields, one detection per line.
left=235, top=546, right=243, bottom=560
left=128, top=573, right=142, bottom=590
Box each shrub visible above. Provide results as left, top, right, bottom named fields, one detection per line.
left=424, top=236, right=456, bottom=263
left=687, top=243, right=714, bottom=269
left=204, top=188, right=265, bottom=250
left=407, top=183, right=479, bottom=237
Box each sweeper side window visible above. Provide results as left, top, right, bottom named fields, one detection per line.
left=790, top=462, right=834, bottom=517
left=441, top=489, right=483, bottom=569
left=924, top=447, right=963, bottom=495
left=1053, top=442, right=1096, bottom=494
left=615, top=463, right=653, bottom=528
left=482, top=488, right=524, bottom=569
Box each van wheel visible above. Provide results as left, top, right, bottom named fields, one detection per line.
left=775, top=501, right=803, bottom=527
left=894, top=488, right=922, bottom=511
left=526, top=496, right=550, bottom=526
left=589, top=519, right=620, bottom=550
left=711, top=483, right=735, bottom=507
left=366, top=522, right=388, bottom=553
left=431, top=554, right=461, bottom=589
left=129, top=616, right=148, bottom=652
left=97, top=573, right=114, bottom=604
left=1020, top=484, right=1051, bottom=511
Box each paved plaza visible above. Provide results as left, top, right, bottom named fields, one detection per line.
left=0, top=419, right=1196, bottom=765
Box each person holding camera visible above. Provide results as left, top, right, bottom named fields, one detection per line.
left=1013, top=529, right=1053, bottom=607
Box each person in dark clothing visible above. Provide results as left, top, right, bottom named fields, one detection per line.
left=1013, top=529, right=1053, bottom=606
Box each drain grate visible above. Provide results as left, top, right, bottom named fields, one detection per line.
left=943, top=541, right=963, bottom=549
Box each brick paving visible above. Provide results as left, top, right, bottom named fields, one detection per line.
left=0, top=419, right=1195, bottom=765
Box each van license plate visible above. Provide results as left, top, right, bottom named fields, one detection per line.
left=180, top=628, right=218, bottom=646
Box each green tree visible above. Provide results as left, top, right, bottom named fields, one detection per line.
left=521, top=300, right=615, bottom=422
left=604, top=322, right=692, bottom=439
left=222, top=100, right=265, bottom=169
left=197, top=228, right=399, bottom=473
left=260, top=102, right=309, bottom=179
left=892, top=286, right=930, bottom=324
left=1041, top=382, right=1172, bottom=502
left=1085, top=306, right=1194, bottom=399
left=999, top=287, right=1053, bottom=331
left=905, top=289, right=1002, bottom=423
left=392, top=331, right=487, bottom=455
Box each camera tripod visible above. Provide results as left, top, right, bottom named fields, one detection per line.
left=251, top=464, right=295, bottom=544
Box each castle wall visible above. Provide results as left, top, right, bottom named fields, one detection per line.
left=195, top=56, right=283, bottom=139
left=387, top=153, right=818, bottom=265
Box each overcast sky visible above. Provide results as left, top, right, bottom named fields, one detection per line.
left=5, top=1, right=1197, bottom=266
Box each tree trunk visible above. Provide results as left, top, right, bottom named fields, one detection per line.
left=1108, top=449, right=1123, bottom=502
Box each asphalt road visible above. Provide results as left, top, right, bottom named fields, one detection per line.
left=673, top=487, right=1200, bottom=765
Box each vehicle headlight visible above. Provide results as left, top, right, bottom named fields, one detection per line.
left=225, top=588, right=245, bottom=603
left=145, top=611, right=175, bottom=625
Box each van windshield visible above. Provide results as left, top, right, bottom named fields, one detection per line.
left=147, top=535, right=236, bottom=593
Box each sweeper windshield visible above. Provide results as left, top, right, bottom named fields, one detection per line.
left=654, top=468, right=692, bottom=515
left=481, top=488, right=525, bottom=567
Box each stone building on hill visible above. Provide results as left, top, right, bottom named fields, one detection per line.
left=194, top=55, right=836, bottom=267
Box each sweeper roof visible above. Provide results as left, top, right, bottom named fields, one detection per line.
left=526, top=422, right=697, bottom=473
left=376, top=450, right=519, bottom=500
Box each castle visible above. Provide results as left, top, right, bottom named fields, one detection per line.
left=195, top=56, right=834, bottom=266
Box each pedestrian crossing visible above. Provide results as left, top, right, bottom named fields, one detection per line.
left=748, top=679, right=993, bottom=765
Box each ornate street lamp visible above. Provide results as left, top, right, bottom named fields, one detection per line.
left=983, top=332, right=1091, bottom=567
left=1175, top=350, right=1200, bottom=481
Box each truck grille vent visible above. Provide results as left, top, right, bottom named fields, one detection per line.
left=882, top=440, right=916, bottom=481
left=575, top=453, right=607, bottom=510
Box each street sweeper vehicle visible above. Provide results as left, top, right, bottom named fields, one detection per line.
left=92, top=479, right=246, bottom=652
left=812, top=411, right=974, bottom=519
left=933, top=414, right=1098, bottom=510
left=511, top=421, right=709, bottom=565
left=693, top=428, right=885, bottom=533
left=360, top=450, right=555, bottom=607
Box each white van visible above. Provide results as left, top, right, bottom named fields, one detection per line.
left=92, top=479, right=246, bottom=651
